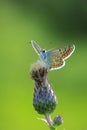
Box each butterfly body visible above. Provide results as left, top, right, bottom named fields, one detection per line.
left=38, top=50, right=50, bottom=69
left=31, top=40, right=75, bottom=70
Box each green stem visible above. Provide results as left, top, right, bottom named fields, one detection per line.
left=45, top=114, right=53, bottom=126
left=45, top=114, right=57, bottom=130
left=50, top=126, right=56, bottom=130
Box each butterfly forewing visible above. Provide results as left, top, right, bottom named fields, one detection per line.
left=61, top=45, right=75, bottom=60
left=31, top=40, right=42, bottom=55
left=47, top=45, right=75, bottom=70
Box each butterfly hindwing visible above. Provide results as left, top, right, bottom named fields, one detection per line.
left=49, top=58, right=65, bottom=70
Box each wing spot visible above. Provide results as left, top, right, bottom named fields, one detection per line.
left=62, top=47, right=73, bottom=59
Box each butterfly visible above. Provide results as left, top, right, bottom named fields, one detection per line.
left=31, top=40, right=75, bottom=70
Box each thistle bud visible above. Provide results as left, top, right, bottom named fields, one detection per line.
left=30, top=61, right=57, bottom=115
left=53, top=116, right=63, bottom=127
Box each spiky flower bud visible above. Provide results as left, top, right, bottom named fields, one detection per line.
left=30, top=61, right=57, bottom=115
left=53, top=116, right=63, bottom=127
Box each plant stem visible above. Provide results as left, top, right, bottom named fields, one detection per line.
left=50, top=126, right=56, bottom=130
left=45, top=114, right=53, bottom=126
left=45, top=114, right=56, bottom=130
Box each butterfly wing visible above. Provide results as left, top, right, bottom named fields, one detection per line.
left=31, top=40, right=42, bottom=55
left=46, top=44, right=75, bottom=70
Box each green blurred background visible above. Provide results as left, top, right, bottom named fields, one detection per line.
left=0, top=0, right=87, bottom=130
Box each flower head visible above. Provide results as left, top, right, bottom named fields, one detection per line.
left=30, top=60, right=57, bottom=115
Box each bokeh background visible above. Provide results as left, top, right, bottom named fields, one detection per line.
left=0, top=0, right=87, bottom=130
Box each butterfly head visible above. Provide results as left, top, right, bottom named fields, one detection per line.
left=42, top=49, right=45, bottom=53
left=40, top=49, right=47, bottom=61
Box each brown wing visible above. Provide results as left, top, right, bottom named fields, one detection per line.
left=47, top=45, right=75, bottom=70
left=49, top=57, right=65, bottom=70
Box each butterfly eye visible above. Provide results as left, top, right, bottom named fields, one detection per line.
left=42, top=50, right=45, bottom=53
